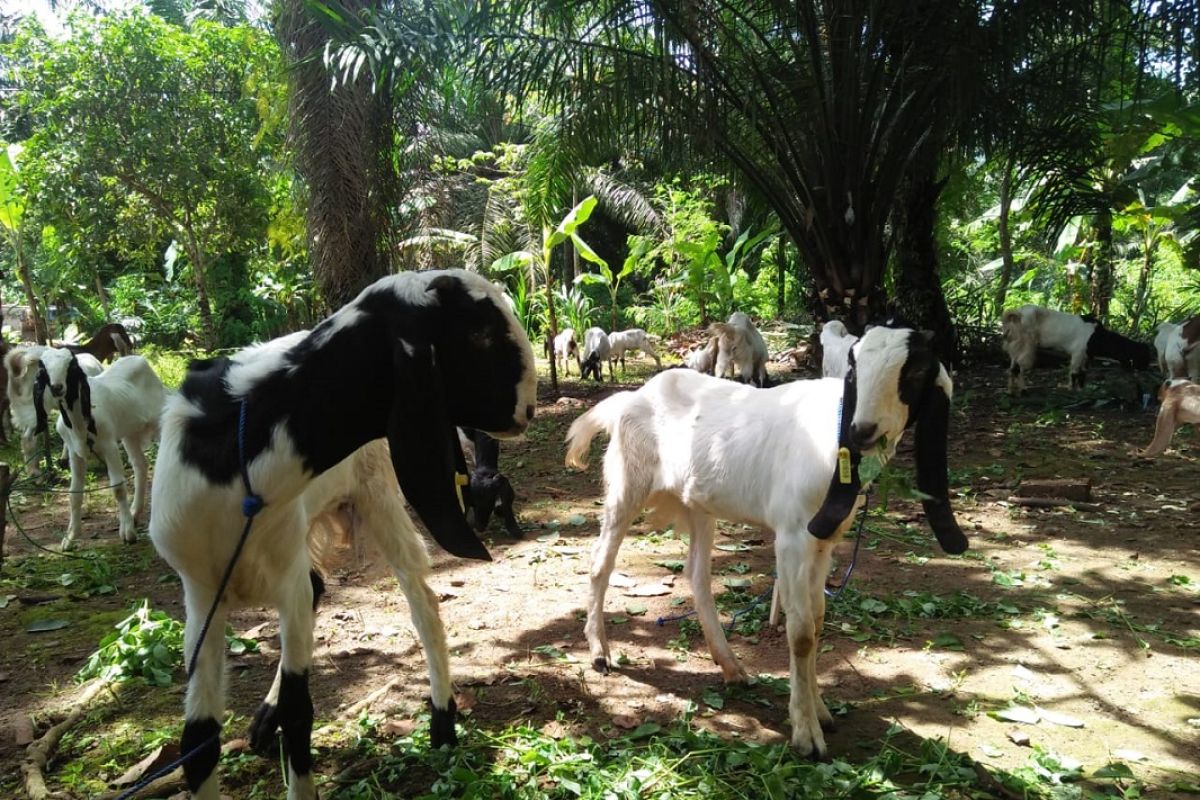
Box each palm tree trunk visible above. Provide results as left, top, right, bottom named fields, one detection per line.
left=891, top=167, right=958, bottom=365
left=278, top=0, right=390, bottom=311
left=775, top=235, right=786, bottom=316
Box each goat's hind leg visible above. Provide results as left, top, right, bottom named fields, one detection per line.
left=586, top=492, right=644, bottom=674
left=684, top=509, right=747, bottom=683
left=122, top=433, right=151, bottom=529
left=95, top=439, right=136, bottom=543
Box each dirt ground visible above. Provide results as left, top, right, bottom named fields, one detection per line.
left=1, top=355, right=1197, bottom=798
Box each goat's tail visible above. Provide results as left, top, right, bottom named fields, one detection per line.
left=565, top=391, right=637, bottom=470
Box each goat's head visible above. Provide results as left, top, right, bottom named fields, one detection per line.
left=810, top=327, right=967, bottom=555
left=374, top=270, right=535, bottom=561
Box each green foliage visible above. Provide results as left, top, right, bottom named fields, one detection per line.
left=77, top=600, right=183, bottom=686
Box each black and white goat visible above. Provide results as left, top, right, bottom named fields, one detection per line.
left=36, top=349, right=163, bottom=550
left=149, top=270, right=537, bottom=800
left=565, top=326, right=967, bottom=758
left=459, top=427, right=523, bottom=538
left=1002, top=304, right=1152, bottom=394
left=6, top=345, right=103, bottom=474
left=580, top=326, right=612, bottom=382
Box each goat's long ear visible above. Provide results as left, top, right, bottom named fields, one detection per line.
left=64, top=358, right=96, bottom=438
left=914, top=368, right=968, bottom=555
left=32, top=361, right=49, bottom=436
left=809, top=364, right=862, bottom=539
left=387, top=340, right=491, bottom=562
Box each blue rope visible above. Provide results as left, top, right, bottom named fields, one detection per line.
left=114, top=398, right=264, bottom=800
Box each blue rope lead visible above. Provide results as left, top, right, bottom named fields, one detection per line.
left=114, top=399, right=264, bottom=800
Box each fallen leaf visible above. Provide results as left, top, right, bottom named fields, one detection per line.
left=609, top=572, right=636, bottom=588
left=715, top=543, right=750, bottom=552
left=380, top=718, right=417, bottom=737
left=994, top=705, right=1039, bottom=725
left=26, top=619, right=69, bottom=633
left=110, top=743, right=182, bottom=788
left=724, top=578, right=752, bottom=589
left=977, top=744, right=1004, bottom=759
left=625, top=604, right=648, bottom=616
left=1036, top=706, right=1085, bottom=728
left=624, top=583, right=671, bottom=597
left=568, top=514, right=588, bottom=526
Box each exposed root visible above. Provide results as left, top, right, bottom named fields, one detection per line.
left=21, top=679, right=111, bottom=800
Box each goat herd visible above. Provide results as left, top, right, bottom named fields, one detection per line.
left=5, top=276, right=1194, bottom=799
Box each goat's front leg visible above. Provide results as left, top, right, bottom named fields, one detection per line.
left=61, top=451, right=87, bottom=550
left=776, top=532, right=827, bottom=758
left=805, top=540, right=838, bottom=732
left=252, top=571, right=317, bottom=800
left=96, top=439, right=136, bottom=543
left=182, top=584, right=230, bottom=800
left=685, top=510, right=747, bottom=683
left=1139, top=402, right=1179, bottom=457
left=363, top=496, right=458, bottom=748
left=586, top=501, right=639, bottom=673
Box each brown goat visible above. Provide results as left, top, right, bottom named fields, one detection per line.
left=1139, top=381, right=1200, bottom=457
left=60, top=322, right=134, bottom=364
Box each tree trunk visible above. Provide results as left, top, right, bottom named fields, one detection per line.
left=179, top=224, right=219, bottom=350
left=278, top=0, right=391, bottom=311
left=543, top=233, right=558, bottom=394
left=775, top=234, right=786, bottom=317
left=993, top=157, right=1016, bottom=312
left=15, top=241, right=48, bottom=344
left=1129, top=232, right=1155, bottom=331
left=1088, top=208, right=1115, bottom=321
left=891, top=169, right=958, bottom=366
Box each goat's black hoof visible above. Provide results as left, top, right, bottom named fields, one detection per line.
left=592, top=657, right=611, bottom=675
left=428, top=696, right=458, bottom=749
left=248, top=701, right=280, bottom=755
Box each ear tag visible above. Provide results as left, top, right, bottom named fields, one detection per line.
left=837, top=447, right=852, bottom=484
left=454, top=472, right=470, bottom=513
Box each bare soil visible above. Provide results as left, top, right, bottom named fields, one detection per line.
left=1, top=356, right=1197, bottom=797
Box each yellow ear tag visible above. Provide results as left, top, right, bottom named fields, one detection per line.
left=837, top=447, right=852, bottom=484
left=454, top=472, right=470, bottom=513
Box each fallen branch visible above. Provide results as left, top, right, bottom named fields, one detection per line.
left=339, top=675, right=403, bottom=719
left=94, top=739, right=248, bottom=800
left=22, top=679, right=112, bottom=800
left=1007, top=496, right=1103, bottom=512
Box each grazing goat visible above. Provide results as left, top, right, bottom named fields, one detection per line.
left=1002, top=304, right=1152, bottom=394
left=820, top=320, right=858, bottom=379
left=149, top=269, right=537, bottom=800
left=1139, top=380, right=1200, bottom=457
left=1155, top=317, right=1200, bottom=380
left=580, top=327, right=612, bottom=382
left=59, top=322, right=134, bottom=363
left=6, top=345, right=103, bottom=474
left=38, top=349, right=165, bottom=550
left=565, top=326, right=967, bottom=758
left=711, top=311, right=769, bottom=386
left=460, top=427, right=523, bottom=538
left=547, top=327, right=581, bottom=376
left=608, top=328, right=662, bottom=372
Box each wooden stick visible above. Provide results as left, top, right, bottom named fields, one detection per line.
left=1007, top=496, right=1103, bottom=512
left=22, top=680, right=111, bottom=800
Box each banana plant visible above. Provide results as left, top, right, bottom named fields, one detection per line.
left=576, top=234, right=650, bottom=331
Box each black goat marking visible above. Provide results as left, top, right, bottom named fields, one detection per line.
left=809, top=350, right=861, bottom=539
left=581, top=351, right=604, bottom=381
left=428, top=694, right=458, bottom=748
left=248, top=698, right=280, bottom=755
left=309, top=569, right=326, bottom=610
left=33, top=362, right=50, bottom=436
left=462, top=428, right=523, bottom=538
left=181, top=716, right=221, bottom=792
left=277, top=670, right=315, bottom=776
left=1086, top=324, right=1153, bottom=371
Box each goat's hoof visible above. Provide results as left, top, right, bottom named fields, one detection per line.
left=819, top=716, right=838, bottom=733
left=592, top=657, right=611, bottom=675
left=428, top=696, right=458, bottom=748
left=248, top=702, right=280, bottom=755
left=60, top=536, right=75, bottom=552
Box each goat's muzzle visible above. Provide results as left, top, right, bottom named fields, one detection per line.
left=848, top=421, right=878, bottom=451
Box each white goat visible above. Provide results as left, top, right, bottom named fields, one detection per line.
left=550, top=327, right=581, bottom=376
left=149, top=269, right=537, bottom=800
left=565, top=326, right=967, bottom=758
left=38, top=350, right=164, bottom=550
left=5, top=345, right=102, bottom=474
left=1002, top=304, right=1152, bottom=394
left=608, top=328, right=662, bottom=372
left=820, top=320, right=858, bottom=378
left=580, top=326, right=612, bottom=382
left=684, top=336, right=719, bottom=374
left=1154, top=321, right=1200, bottom=380
left=711, top=311, right=768, bottom=386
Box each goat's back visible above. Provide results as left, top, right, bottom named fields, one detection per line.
left=90, top=356, right=165, bottom=431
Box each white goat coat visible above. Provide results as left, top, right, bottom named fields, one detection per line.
left=5, top=345, right=102, bottom=473
left=1002, top=305, right=1091, bottom=392
left=552, top=328, right=579, bottom=375
left=1155, top=322, right=1200, bottom=380
left=713, top=312, right=768, bottom=385
left=820, top=320, right=858, bottom=379
left=608, top=328, right=662, bottom=369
